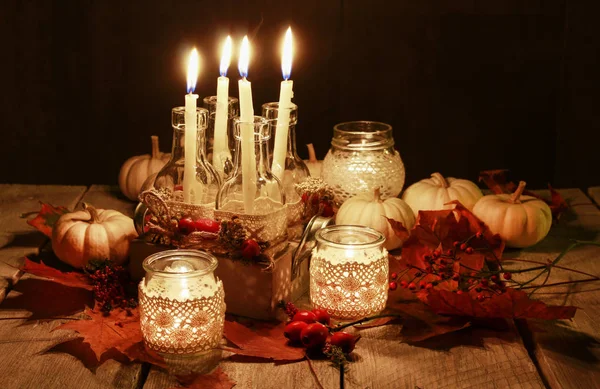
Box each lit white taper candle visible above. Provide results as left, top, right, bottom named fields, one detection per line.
left=213, top=36, right=233, bottom=178
left=183, top=48, right=201, bottom=203
left=238, top=36, right=257, bottom=214
left=271, top=27, right=294, bottom=180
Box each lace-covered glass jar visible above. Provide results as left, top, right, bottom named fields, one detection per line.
left=321, top=121, right=405, bottom=205
left=138, top=249, right=226, bottom=355
left=309, top=225, right=388, bottom=320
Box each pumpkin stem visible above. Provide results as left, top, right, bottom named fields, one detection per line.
left=306, top=143, right=318, bottom=162
left=373, top=187, right=382, bottom=202
left=83, top=203, right=100, bottom=223
left=151, top=135, right=160, bottom=159
left=511, top=181, right=527, bottom=204
left=431, top=172, right=448, bottom=188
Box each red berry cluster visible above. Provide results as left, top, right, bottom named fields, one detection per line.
left=389, top=231, right=513, bottom=301
left=178, top=217, right=220, bottom=236
left=301, top=193, right=334, bottom=217
left=88, top=263, right=136, bottom=313
left=283, top=303, right=359, bottom=356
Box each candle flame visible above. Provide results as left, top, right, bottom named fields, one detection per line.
left=187, top=48, right=200, bottom=94
left=282, top=27, right=293, bottom=80
left=220, top=36, right=232, bottom=77
left=238, top=36, right=250, bottom=79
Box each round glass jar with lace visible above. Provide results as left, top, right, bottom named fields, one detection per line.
left=309, top=225, right=389, bottom=320
left=321, top=121, right=405, bottom=205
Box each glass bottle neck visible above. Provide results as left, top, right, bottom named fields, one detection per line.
left=232, top=136, right=271, bottom=176
left=169, top=126, right=208, bottom=163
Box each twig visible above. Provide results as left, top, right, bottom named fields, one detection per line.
left=330, top=314, right=402, bottom=332
left=519, top=278, right=599, bottom=290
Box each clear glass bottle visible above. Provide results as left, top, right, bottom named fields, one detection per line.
left=138, top=249, right=226, bottom=355
left=202, top=96, right=239, bottom=181
left=310, top=225, right=389, bottom=320
left=216, top=116, right=285, bottom=215
left=321, top=121, right=405, bottom=205
left=153, top=107, right=221, bottom=205
left=262, top=102, right=309, bottom=203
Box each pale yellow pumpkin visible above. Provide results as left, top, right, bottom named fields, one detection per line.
left=52, top=204, right=138, bottom=269
left=402, top=172, right=483, bottom=215
left=473, top=181, right=551, bottom=248
left=336, top=187, right=415, bottom=250
left=119, top=135, right=170, bottom=201
left=303, top=143, right=322, bottom=177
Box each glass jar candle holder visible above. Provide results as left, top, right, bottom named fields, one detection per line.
left=203, top=96, right=239, bottom=181
left=310, top=225, right=389, bottom=320
left=153, top=107, right=221, bottom=205
left=217, top=116, right=285, bottom=215
left=139, top=249, right=226, bottom=355
left=262, top=102, right=309, bottom=203
left=321, top=121, right=405, bottom=206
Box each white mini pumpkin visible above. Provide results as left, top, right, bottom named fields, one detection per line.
left=119, top=135, right=170, bottom=201
left=473, top=181, right=552, bottom=248
left=402, top=172, right=483, bottom=215
left=336, top=187, right=415, bottom=250
left=52, top=204, right=138, bottom=269
left=304, top=143, right=322, bottom=177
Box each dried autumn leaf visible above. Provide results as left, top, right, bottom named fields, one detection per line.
left=222, top=320, right=305, bottom=362
left=173, top=368, right=236, bottom=389
left=26, top=202, right=70, bottom=238
left=22, top=257, right=92, bottom=291
left=44, top=338, right=130, bottom=371
left=386, top=217, right=410, bottom=243
left=54, top=307, right=143, bottom=360
left=0, top=278, right=93, bottom=320
left=121, top=341, right=166, bottom=368
left=425, top=288, right=577, bottom=320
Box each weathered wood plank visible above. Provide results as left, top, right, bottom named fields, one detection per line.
left=0, top=184, right=87, bottom=299
left=588, top=186, right=600, bottom=207
left=0, top=185, right=144, bottom=389
left=505, top=189, right=600, bottom=389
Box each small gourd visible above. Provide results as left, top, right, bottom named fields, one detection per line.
left=336, top=187, right=415, bottom=250
left=52, top=204, right=138, bottom=269
left=304, top=143, right=322, bottom=177
left=402, top=172, right=483, bottom=215
left=119, top=135, right=170, bottom=201
left=473, top=181, right=552, bottom=248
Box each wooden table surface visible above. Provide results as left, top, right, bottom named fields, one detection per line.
left=0, top=184, right=599, bottom=389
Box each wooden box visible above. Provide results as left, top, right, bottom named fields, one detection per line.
left=128, top=239, right=309, bottom=320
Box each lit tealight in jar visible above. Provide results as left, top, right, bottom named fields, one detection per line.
left=310, top=225, right=389, bottom=320
left=139, top=249, right=226, bottom=355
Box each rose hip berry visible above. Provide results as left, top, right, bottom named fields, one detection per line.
left=178, top=217, right=195, bottom=235
left=465, top=247, right=474, bottom=254
left=311, top=309, right=331, bottom=325
left=241, top=239, right=261, bottom=259
left=391, top=272, right=398, bottom=280
left=284, top=321, right=308, bottom=343
left=389, top=281, right=398, bottom=291
left=503, top=272, right=512, bottom=280
left=193, top=218, right=220, bottom=233
left=330, top=332, right=360, bottom=354
left=301, top=322, right=329, bottom=349
left=292, top=310, right=317, bottom=324
left=460, top=243, right=468, bottom=251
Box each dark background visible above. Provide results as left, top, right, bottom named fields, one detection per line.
left=1, top=1, right=599, bottom=189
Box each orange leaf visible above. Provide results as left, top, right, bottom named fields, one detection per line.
left=22, top=257, right=92, bottom=291
left=26, top=202, right=70, bottom=238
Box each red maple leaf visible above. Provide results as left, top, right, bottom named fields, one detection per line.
left=222, top=319, right=305, bottom=362
left=22, top=257, right=92, bottom=290
left=425, top=288, right=577, bottom=320
left=26, top=202, right=70, bottom=238
left=479, top=169, right=568, bottom=221
left=54, top=307, right=143, bottom=361
left=173, top=368, right=236, bottom=389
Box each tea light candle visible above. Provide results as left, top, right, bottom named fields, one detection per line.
left=310, top=225, right=389, bottom=320
left=271, top=27, right=294, bottom=180
left=139, top=249, right=226, bottom=355
left=238, top=36, right=257, bottom=214
left=213, top=36, right=233, bottom=178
